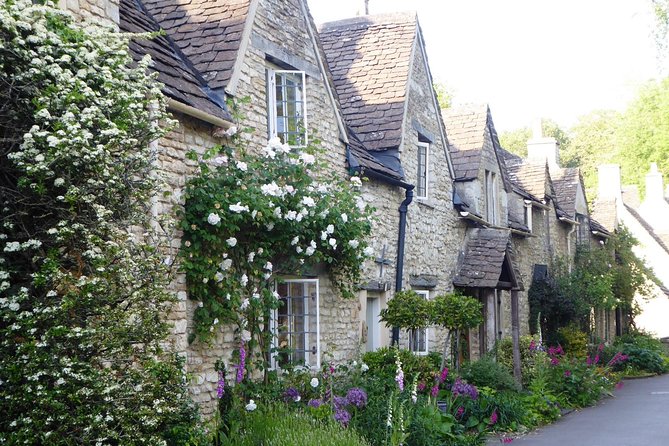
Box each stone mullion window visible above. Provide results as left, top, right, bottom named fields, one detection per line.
left=267, top=69, right=307, bottom=147
left=409, top=290, right=430, bottom=355
left=271, top=279, right=320, bottom=369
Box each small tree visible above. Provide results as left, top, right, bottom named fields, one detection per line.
left=432, top=292, right=483, bottom=370
left=379, top=290, right=432, bottom=348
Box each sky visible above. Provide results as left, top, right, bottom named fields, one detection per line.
left=307, top=0, right=661, bottom=132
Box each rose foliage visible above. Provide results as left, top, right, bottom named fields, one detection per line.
left=0, top=2, right=201, bottom=444
left=179, top=132, right=374, bottom=371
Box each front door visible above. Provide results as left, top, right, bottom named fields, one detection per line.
left=366, top=296, right=381, bottom=352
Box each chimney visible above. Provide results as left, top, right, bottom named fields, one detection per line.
left=526, top=119, right=560, bottom=168
left=645, top=163, right=665, bottom=202
left=597, top=164, right=622, bottom=201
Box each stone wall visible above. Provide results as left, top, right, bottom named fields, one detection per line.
left=59, top=0, right=120, bottom=29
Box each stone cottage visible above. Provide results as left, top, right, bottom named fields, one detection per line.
left=319, top=13, right=463, bottom=355
left=594, top=163, right=669, bottom=338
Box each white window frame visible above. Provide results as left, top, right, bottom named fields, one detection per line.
left=267, top=69, right=307, bottom=147
left=524, top=201, right=533, bottom=232
left=270, top=279, right=320, bottom=370
left=409, top=290, right=430, bottom=355
left=416, top=142, right=429, bottom=199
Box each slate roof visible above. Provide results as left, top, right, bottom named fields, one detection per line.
left=319, top=13, right=416, bottom=151
left=589, top=218, right=611, bottom=237
left=551, top=167, right=581, bottom=219
left=142, top=0, right=251, bottom=90
left=120, top=0, right=232, bottom=121
left=347, top=129, right=404, bottom=180
left=506, top=162, right=548, bottom=203
left=442, top=105, right=488, bottom=180
left=591, top=198, right=617, bottom=232
left=622, top=185, right=641, bottom=210
left=453, top=228, right=523, bottom=290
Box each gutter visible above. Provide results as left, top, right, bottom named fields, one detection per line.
left=591, top=230, right=611, bottom=239
left=459, top=211, right=533, bottom=237
left=167, top=98, right=233, bottom=130
left=525, top=199, right=550, bottom=211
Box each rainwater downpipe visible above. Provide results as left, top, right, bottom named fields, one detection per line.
left=391, top=186, right=415, bottom=345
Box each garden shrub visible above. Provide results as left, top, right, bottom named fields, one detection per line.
left=0, top=2, right=202, bottom=443
left=460, top=357, right=520, bottom=392
left=361, top=347, right=441, bottom=388
left=557, top=325, right=588, bottom=358
left=496, top=335, right=539, bottom=387
left=600, top=331, right=669, bottom=375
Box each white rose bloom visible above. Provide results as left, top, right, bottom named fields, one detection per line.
left=261, top=182, right=282, bottom=197
left=236, top=161, right=248, bottom=171
left=300, top=153, right=315, bottom=165
left=284, top=185, right=295, bottom=195
left=261, top=145, right=276, bottom=159
left=54, top=178, right=65, bottom=187
left=240, top=274, right=248, bottom=286
left=214, top=272, right=224, bottom=282
left=212, top=155, right=228, bottom=166
left=296, top=213, right=304, bottom=222
left=301, top=196, right=316, bottom=207
left=213, top=318, right=219, bottom=325
left=341, top=213, right=348, bottom=223
left=207, top=213, right=221, bottom=225
left=245, top=400, right=257, bottom=411
left=321, top=231, right=328, bottom=241
left=220, top=259, right=233, bottom=270
left=285, top=210, right=297, bottom=220
left=361, top=363, right=369, bottom=372
left=248, top=252, right=256, bottom=262
left=350, top=176, right=362, bottom=187
left=241, top=330, right=252, bottom=342
left=268, top=137, right=283, bottom=149
left=328, top=238, right=337, bottom=249
left=264, top=262, right=273, bottom=271
left=240, top=298, right=250, bottom=310
left=326, top=224, right=335, bottom=234
left=230, top=202, right=249, bottom=213
left=305, top=246, right=315, bottom=256
left=274, top=207, right=282, bottom=218
left=310, top=378, right=319, bottom=388
left=363, top=247, right=375, bottom=257
left=296, top=246, right=303, bottom=253
left=226, top=237, right=237, bottom=247
left=348, top=239, right=359, bottom=249
left=225, top=126, right=238, bottom=137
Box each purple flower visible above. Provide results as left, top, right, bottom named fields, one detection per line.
left=586, top=356, right=592, bottom=366
left=283, top=387, right=300, bottom=403
left=333, top=395, right=348, bottom=409
left=501, top=437, right=514, bottom=443
left=489, top=409, right=498, bottom=425
left=564, top=370, right=572, bottom=377
left=418, top=382, right=426, bottom=392
left=451, top=378, right=478, bottom=400
left=346, top=387, right=368, bottom=408
left=439, top=367, right=449, bottom=383
left=334, top=408, right=351, bottom=426
left=431, top=384, right=439, bottom=398
left=308, top=398, right=323, bottom=408
left=216, top=371, right=225, bottom=398
left=550, top=357, right=560, bottom=366
left=236, top=341, right=246, bottom=383
left=529, top=339, right=537, bottom=351
left=456, top=406, right=464, bottom=418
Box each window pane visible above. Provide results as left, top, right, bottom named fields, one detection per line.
left=274, top=280, right=319, bottom=368
left=270, top=71, right=306, bottom=146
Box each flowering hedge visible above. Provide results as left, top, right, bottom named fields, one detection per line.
left=0, top=2, right=200, bottom=444
left=180, top=133, right=374, bottom=365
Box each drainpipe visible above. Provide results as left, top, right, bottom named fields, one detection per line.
left=391, top=186, right=415, bottom=345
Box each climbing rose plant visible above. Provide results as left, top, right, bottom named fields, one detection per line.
left=0, top=2, right=202, bottom=444
left=179, top=134, right=374, bottom=368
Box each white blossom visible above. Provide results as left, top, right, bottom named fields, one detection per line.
left=341, top=213, right=348, bottom=223
left=350, top=176, right=362, bottom=187
left=220, top=259, right=233, bottom=270
left=301, top=196, right=316, bottom=207
left=305, top=246, right=315, bottom=256
left=264, top=262, right=273, bottom=271
left=245, top=399, right=257, bottom=411
left=214, top=272, right=224, bottom=282
left=240, top=299, right=250, bottom=310
left=240, top=274, right=248, bottom=286
left=285, top=210, right=297, bottom=220
left=299, top=152, right=315, bottom=165
left=363, top=247, right=375, bottom=257
left=310, top=378, right=319, bottom=388
left=212, top=155, right=228, bottom=166
left=241, top=330, right=252, bottom=342
left=230, top=202, right=249, bottom=213
left=247, top=252, right=255, bottom=262
left=236, top=161, right=248, bottom=171
left=321, top=231, right=328, bottom=241
left=226, top=237, right=237, bottom=247
left=326, top=224, right=335, bottom=234
left=261, top=182, right=282, bottom=197
left=348, top=239, right=359, bottom=249
left=328, top=238, right=337, bottom=249
left=225, top=126, right=238, bottom=137
left=207, top=213, right=221, bottom=225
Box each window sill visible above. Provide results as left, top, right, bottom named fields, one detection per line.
left=416, top=198, right=436, bottom=210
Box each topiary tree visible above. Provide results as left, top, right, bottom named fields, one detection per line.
left=379, top=290, right=432, bottom=349
left=0, top=2, right=201, bottom=443
left=431, top=292, right=483, bottom=370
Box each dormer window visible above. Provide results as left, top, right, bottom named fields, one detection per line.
left=267, top=70, right=307, bottom=147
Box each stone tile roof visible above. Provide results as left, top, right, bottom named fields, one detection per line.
left=508, top=209, right=530, bottom=233
left=319, top=13, right=416, bottom=151
left=551, top=167, right=581, bottom=219
left=622, top=185, right=641, bottom=210
left=142, top=0, right=251, bottom=90
left=347, top=129, right=404, bottom=180
left=120, top=0, right=232, bottom=121
left=591, top=198, right=617, bottom=232
left=442, top=105, right=488, bottom=180
left=506, top=162, right=548, bottom=203
left=589, top=218, right=611, bottom=237
left=453, top=228, right=523, bottom=290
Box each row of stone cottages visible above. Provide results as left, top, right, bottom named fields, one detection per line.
left=64, top=0, right=613, bottom=415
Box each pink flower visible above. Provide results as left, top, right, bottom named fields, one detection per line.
left=529, top=339, right=537, bottom=351
left=564, top=370, right=572, bottom=377
left=550, top=357, right=560, bottom=366
left=431, top=384, right=439, bottom=398
left=489, top=410, right=498, bottom=426
left=439, top=367, right=449, bottom=383
left=456, top=406, right=464, bottom=418
left=417, top=381, right=426, bottom=392
left=615, top=381, right=625, bottom=390
left=501, top=437, right=514, bottom=443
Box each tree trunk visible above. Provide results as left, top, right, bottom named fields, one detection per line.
left=441, top=331, right=451, bottom=370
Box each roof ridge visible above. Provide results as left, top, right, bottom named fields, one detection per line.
left=319, top=11, right=416, bottom=30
